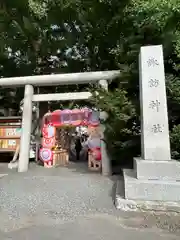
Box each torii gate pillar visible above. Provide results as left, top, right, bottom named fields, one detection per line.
left=99, top=80, right=112, bottom=176
left=18, top=85, right=34, bottom=172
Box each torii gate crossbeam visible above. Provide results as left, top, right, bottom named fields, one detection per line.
left=0, top=71, right=120, bottom=86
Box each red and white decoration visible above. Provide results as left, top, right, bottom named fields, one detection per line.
left=42, top=108, right=100, bottom=127
left=42, top=125, right=55, bottom=138
left=39, top=148, right=53, bottom=163
left=42, top=137, right=55, bottom=148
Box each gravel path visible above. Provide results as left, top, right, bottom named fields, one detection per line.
left=0, top=162, right=180, bottom=239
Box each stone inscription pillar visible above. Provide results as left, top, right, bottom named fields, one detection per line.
left=122, top=45, right=180, bottom=202
left=139, top=45, right=171, bottom=161
left=134, top=45, right=179, bottom=181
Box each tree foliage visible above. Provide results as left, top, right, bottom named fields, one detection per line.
left=1, top=0, right=180, bottom=161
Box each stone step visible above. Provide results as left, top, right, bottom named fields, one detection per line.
left=123, top=169, right=180, bottom=202
left=134, top=157, right=180, bottom=181
left=115, top=179, right=180, bottom=212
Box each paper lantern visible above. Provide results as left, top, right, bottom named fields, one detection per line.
left=51, top=110, right=62, bottom=126
left=60, top=109, right=71, bottom=125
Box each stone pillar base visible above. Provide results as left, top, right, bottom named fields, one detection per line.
left=123, top=168, right=180, bottom=201
left=118, top=157, right=180, bottom=203
left=115, top=178, right=180, bottom=212
left=134, top=157, right=180, bottom=181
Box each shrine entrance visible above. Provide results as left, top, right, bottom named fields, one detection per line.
left=39, top=108, right=102, bottom=172
left=0, top=70, right=120, bottom=174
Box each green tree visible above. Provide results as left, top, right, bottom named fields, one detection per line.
left=1, top=0, right=180, bottom=162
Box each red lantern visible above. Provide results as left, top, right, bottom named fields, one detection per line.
left=82, top=108, right=90, bottom=125
left=42, top=111, right=52, bottom=127
left=71, top=109, right=82, bottom=126
left=91, top=147, right=101, bottom=161
left=51, top=110, right=62, bottom=127
left=60, top=109, right=71, bottom=126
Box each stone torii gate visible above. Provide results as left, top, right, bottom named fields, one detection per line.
left=0, top=71, right=120, bottom=174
